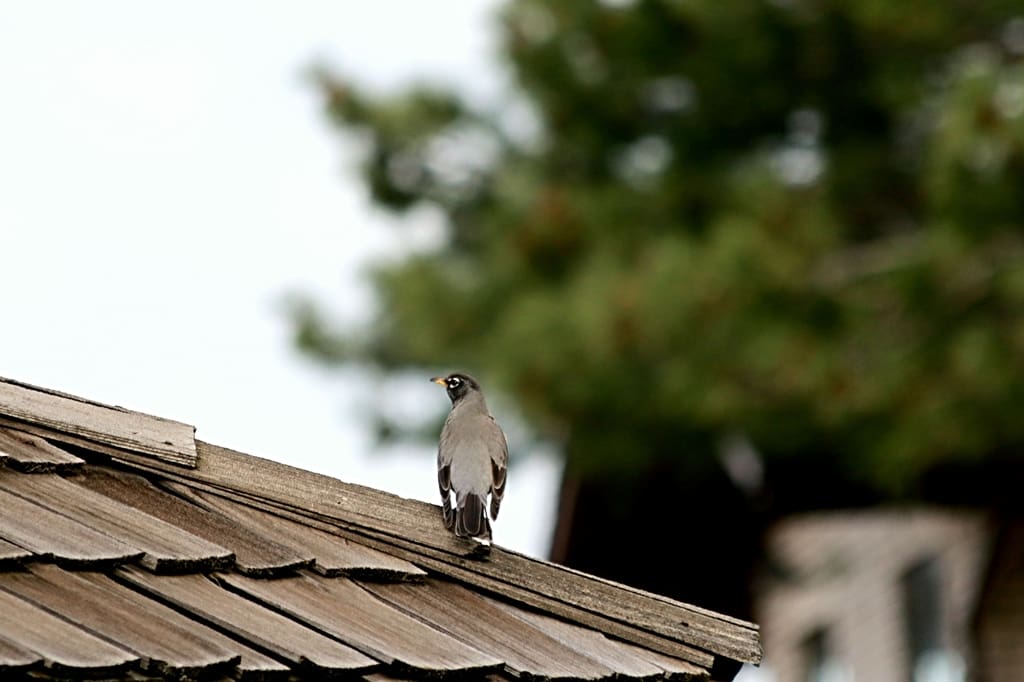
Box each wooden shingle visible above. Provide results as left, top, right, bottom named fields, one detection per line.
left=74, top=467, right=311, bottom=576
left=0, top=374, right=761, bottom=681
left=0, top=589, right=139, bottom=676
left=0, top=426, right=84, bottom=472
left=0, top=470, right=233, bottom=573
left=488, top=596, right=706, bottom=680
left=117, top=566, right=381, bottom=676
left=178, top=485, right=427, bottom=580
left=0, top=537, right=32, bottom=569
left=0, top=378, right=197, bottom=467
left=128, top=440, right=754, bottom=667
left=0, top=637, right=43, bottom=673
left=221, top=571, right=505, bottom=678
left=0, top=565, right=242, bottom=679
left=0, top=484, right=142, bottom=569
left=364, top=578, right=619, bottom=680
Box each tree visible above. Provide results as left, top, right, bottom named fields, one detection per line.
left=291, top=0, right=1024, bottom=613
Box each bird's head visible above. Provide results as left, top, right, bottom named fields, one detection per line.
left=431, top=372, right=480, bottom=404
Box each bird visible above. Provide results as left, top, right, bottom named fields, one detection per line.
left=432, top=372, right=508, bottom=544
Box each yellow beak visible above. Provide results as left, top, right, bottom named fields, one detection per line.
left=431, top=376, right=447, bottom=386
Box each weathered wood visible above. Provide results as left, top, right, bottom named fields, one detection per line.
left=220, top=571, right=505, bottom=678
left=0, top=537, right=33, bottom=569
left=364, top=673, right=517, bottom=682
left=0, top=471, right=233, bottom=573
left=116, top=567, right=381, bottom=676
left=639, top=651, right=713, bottom=681
left=367, top=530, right=717, bottom=666
left=0, top=484, right=143, bottom=569
left=0, top=375, right=763, bottom=679
left=0, top=636, right=42, bottom=672
left=488, top=596, right=707, bottom=681
left=0, top=427, right=84, bottom=472
left=0, top=588, right=139, bottom=675
left=74, top=467, right=310, bottom=577
left=181, top=486, right=427, bottom=581
left=249, top=493, right=717, bottom=666
left=0, top=377, right=197, bottom=467
left=187, top=442, right=454, bottom=550
left=0, top=565, right=242, bottom=679
left=363, top=578, right=618, bottom=680
left=118, top=441, right=759, bottom=666
left=120, top=453, right=713, bottom=665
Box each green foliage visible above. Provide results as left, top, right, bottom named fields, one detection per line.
left=295, top=1, right=1024, bottom=498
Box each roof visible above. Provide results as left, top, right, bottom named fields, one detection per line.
left=0, top=376, right=761, bottom=681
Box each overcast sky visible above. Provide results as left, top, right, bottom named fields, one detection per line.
left=0, top=1, right=560, bottom=558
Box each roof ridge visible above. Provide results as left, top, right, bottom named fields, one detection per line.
left=109, top=439, right=760, bottom=667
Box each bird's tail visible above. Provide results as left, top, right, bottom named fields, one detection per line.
left=455, top=493, right=492, bottom=541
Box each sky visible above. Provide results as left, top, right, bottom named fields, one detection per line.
left=0, top=1, right=561, bottom=559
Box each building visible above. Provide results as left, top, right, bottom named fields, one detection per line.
left=753, top=507, right=1024, bottom=682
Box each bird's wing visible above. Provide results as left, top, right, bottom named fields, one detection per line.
left=487, top=417, right=509, bottom=520
left=437, top=456, right=452, bottom=497
left=437, top=423, right=456, bottom=530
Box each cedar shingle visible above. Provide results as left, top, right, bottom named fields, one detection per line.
left=221, top=571, right=504, bottom=678
left=0, top=374, right=759, bottom=681
left=0, top=636, right=42, bottom=672
left=0, top=537, right=32, bottom=569
left=175, top=441, right=750, bottom=666
left=364, top=578, right=618, bottom=680
left=0, top=565, right=242, bottom=678
left=0, top=470, right=233, bottom=573
left=0, top=427, right=84, bottom=472
left=0, top=485, right=142, bottom=568
left=0, top=588, right=138, bottom=675
left=117, top=566, right=381, bottom=676
left=180, top=486, right=427, bottom=581
left=75, top=467, right=311, bottom=576
left=489, top=597, right=706, bottom=680
left=0, top=377, right=198, bottom=467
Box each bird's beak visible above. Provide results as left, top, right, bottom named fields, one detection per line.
left=431, top=377, right=447, bottom=386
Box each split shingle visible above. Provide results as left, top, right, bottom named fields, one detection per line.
left=0, top=426, right=84, bottom=472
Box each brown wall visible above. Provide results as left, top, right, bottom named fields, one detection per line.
left=973, top=521, right=1024, bottom=682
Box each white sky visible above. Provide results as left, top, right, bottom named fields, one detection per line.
left=0, top=1, right=560, bottom=558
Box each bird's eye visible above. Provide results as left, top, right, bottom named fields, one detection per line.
left=448, top=377, right=461, bottom=387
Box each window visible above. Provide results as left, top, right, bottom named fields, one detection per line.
left=802, top=627, right=850, bottom=682
left=901, top=556, right=964, bottom=682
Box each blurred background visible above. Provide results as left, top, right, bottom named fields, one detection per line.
left=4, top=2, right=1024, bottom=681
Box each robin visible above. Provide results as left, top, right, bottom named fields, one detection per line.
left=432, top=373, right=508, bottom=544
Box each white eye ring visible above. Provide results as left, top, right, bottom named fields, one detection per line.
left=449, top=377, right=461, bottom=386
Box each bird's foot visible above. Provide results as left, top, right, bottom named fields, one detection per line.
left=466, top=536, right=492, bottom=558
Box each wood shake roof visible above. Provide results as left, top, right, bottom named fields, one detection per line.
left=0, top=376, right=761, bottom=681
